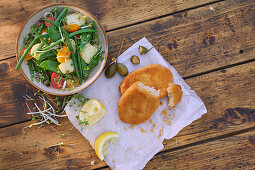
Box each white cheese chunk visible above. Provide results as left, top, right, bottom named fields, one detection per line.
left=66, top=13, right=86, bottom=27
left=80, top=43, right=98, bottom=64
left=58, top=59, right=75, bottom=74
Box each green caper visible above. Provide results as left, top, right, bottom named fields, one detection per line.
left=139, top=46, right=149, bottom=54
left=130, top=55, right=140, bottom=64
left=105, top=63, right=117, bottom=78
left=117, top=63, right=128, bottom=76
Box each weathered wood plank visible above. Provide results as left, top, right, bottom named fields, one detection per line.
left=145, top=130, right=255, bottom=169
left=107, top=0, right=255, bottom=76
left=0, top=59, right=32, bottom=126
left=0, top=0, right=217, bottom=60
left=1, top=0, right=255, bottom=127
left=164, top=61, right=255, bottom=149
left=0, top=121, right=106, bottom=169
left=0, top=59, right=65, bottom=127
left=0, top=61, right=254, bottom=169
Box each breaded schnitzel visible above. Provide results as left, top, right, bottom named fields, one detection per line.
left=119, top=64, right=173, bottom=98
left=167, top=83, right=183, bottom=109
left=118, top=82, right=160, bottom=124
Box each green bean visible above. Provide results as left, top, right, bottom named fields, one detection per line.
left=27, top=60, right=34, bottom=79
left=31, top=59, right=40, bottom=73
left=43, top=18, right=59, bottom=28
left=37, top=51, right=56, bottom=60
left=90, top=21, right=96, bottom=45
left=69, top=29, right=96, bottom=37
left=52, top=7, right=59, bottom=19
left=15, top=36, right=39, bottom=70
left=60, top=27, right=81, bottom=83
left=31, top=27, right=49, bottom=46
left=31, top=36, right=49, bottom=55
left=37, top=20, right=46, bottom=34
left=38, top=34, right=48, bottom=39
left=74, top=37, right=83, bottom=78
left=55, top=7, right=68, bottom=24
left=40, top=39, right=63, bottom=51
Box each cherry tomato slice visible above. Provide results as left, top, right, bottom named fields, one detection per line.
left=57, top=46, right=71, bottom=63
left=45, top=17, right=55, bottom=27
left=66, top=76, right=79, bottom=88
left=51, top=72, right=65, bottom=89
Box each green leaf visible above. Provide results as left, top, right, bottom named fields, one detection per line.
left=39, top=60, right=61, bottom=74
left=48, top=27, right=61, bottom=42
left=80, top=32, right=91, bottom=44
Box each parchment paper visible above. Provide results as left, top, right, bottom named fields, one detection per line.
left=64, top=37, right=207, bottom=170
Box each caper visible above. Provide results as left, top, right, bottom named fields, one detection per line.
left=139, top=37, right=165, bottom=55
left=130, top=55, right=140, bottom=64
left=105, top=63, right=117, bottom=78
left=139, top=46, right=149, bottom=55
left=117, top=63, right=128, bottom=76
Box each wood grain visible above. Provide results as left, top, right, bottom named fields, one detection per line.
left=0, top=0, right=217, bottom=60
left=107, top=0, right=255, bottom=77
left=0, top=59, right=33, bottom=126
left=0, top=61, right=254, bottom=169
left=144, top=130, right=255, bottom=169
left=164, top=61, right=255, bottom=149
left=0, top=59, right=66, bottom=127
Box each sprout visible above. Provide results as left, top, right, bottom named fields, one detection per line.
left=23, top=94, right=67, bottom=128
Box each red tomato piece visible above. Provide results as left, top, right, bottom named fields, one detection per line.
left=76, top=34, right=81, bottom=39
left=51, top=72, right=65, bottom=89
left=45, top=17, right=55, bottom=27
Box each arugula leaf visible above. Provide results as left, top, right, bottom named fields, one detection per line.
left=80, top=32, right=91, bottom=44
left=48, top=27, right=61, bottom=42
left=79, top=32, right=92, bottom=51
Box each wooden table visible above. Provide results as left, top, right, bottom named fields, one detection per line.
left=1, top=0, right=255, bottom=169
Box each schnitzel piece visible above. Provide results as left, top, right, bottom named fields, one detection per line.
left=167, top=83, right=183, bottom=109
left=119, top=64, right=173, bottom=98
left=118, top=82, right=160, bottom=125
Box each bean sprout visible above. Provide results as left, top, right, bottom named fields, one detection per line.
left=44, top=12, right=54, bottom=18
left=23, top=94, right=68, bottom=128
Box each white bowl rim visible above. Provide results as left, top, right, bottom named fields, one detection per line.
left=16, top=3, right=108, bottom=96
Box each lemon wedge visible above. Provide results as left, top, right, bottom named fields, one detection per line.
left=95, top=132, right=120, bottom=161
left=79, top=99, right=106, bottom=125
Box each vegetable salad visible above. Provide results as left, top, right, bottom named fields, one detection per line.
left=16, top=7, right=104, bottom=90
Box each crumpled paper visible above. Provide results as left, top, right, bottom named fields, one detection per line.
left=64, top=37, right=207, bottom=170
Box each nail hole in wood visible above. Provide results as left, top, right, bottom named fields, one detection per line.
left=239, top=50, right=244, bottom=54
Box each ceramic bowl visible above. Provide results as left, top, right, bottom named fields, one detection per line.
left=16, top=4, right=108, bottom=96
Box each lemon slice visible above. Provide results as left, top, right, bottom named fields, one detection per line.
left=95, top=132, right=120, bottom=161
left=79, top=99, right=106, bottom=125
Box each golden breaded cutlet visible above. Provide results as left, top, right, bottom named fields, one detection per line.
left=118, top=82, right=160, bottom=125
left=167, top=83, right=183, bottom=109
left=119, top=64, right=173, bottom=98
